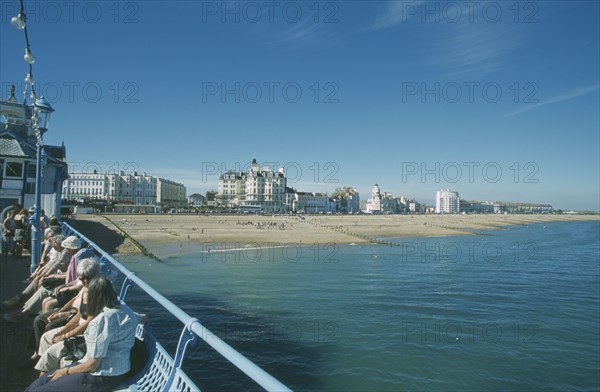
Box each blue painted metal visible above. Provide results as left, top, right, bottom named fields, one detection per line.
left=30, top=97, right=53, bottom=273
left=163, top=318, right=199, bottom=392
left=62, top=222, right=292, bottom=392
left=118, top=271, right=137, bottom=301
left=30, top=143, right=42, bottom=273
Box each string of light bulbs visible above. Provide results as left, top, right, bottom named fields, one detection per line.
left=10, top=0, right=48, bottom=145
left=11, top=0, right=38, bottom=104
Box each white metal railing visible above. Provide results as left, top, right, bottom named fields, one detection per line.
left=62, top=222, right=292, bottom=392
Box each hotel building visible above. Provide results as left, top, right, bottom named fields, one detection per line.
left=216, top=158, right=287, bottom=212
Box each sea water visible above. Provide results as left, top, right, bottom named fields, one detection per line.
left=121, top=221, right=600, bottom=391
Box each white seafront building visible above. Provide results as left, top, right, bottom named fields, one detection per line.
left=290, top=192, right=336, bottom=214
left=62, top=171, right=186, bottom=207
left=217, top=170, right=246, bottom=207
left=365, top=184, right=399, bottom=214
left=365, top=184, right=383, bottom=214
left=156, top=177, right=187, bottom=207
left=216, top=158, right=287, bottom=213
left=435, top=189, right=460, bottom=213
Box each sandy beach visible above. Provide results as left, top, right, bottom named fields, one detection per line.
left=68, top=213, right=599, bottom=256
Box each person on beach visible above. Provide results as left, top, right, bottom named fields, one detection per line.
left=33, top=258, right=100, bottom=372
left=25, top=276, right=141, bottom=392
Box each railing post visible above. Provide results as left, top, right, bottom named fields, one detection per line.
left=118, top=272, right=136, bottom=301
left=162, top=318, right=200, bottom=392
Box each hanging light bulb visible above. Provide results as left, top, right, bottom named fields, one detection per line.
left=25, top=72, right=34, bottom=85
left=24, top=48, right=35, bottom=64
left=11, top=14, right=26, bottom=30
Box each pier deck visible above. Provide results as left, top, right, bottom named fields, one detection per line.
left=0, top=252, right=38, bottom=392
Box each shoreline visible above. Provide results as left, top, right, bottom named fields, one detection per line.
left=68, top=214, right=599, bottom=258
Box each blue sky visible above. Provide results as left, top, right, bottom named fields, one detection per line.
left=1, top=1, right=598, bottom=210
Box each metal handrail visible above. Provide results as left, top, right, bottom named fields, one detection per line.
left=62, top=222, right=292, bottom=392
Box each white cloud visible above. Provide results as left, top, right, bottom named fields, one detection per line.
left=438, top=22, right=521, bottom=76
left=372, top=1, right=424, bottom=30
left=506, top=84, right=600, bottom=117
left=270, top=16, right=342, bottom=50
left=372, top=2, right=522, bottom=76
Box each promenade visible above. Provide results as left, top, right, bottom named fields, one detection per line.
left=0, top=252, right=38, bottom=392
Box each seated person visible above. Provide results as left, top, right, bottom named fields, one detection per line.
left=41, top=240, right=98, bottom=314
left=33, top=258, right=100, bottom=369
left=25, top=276, right=141, bottom=392
left=2, top=236, right=83, bottom=321
left=29, top=235, right=70, bottom=288
left=31, top=294, right=80, bottom=362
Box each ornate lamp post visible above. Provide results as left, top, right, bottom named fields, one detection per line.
left=8, top=0, right=57, bottom=271
left=30, top=97, right=54, bottom=272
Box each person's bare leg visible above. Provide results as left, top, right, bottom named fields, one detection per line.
left=42, top=297, right=58, bottom=314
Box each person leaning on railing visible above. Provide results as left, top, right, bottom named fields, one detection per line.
left=25, top=276, right=141, bottom=392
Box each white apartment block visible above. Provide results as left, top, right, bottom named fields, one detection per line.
left=157, top=177, right=187, bottom=206
left=435, top=189, right=460, bottom=213
left=63, top=171, right=186, bottom=206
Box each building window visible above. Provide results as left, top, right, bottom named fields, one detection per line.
left=6, top=162, right=23, bottom=178
left=27, top=164, right=37, bottom=178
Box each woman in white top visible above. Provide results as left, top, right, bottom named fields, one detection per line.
left=25, top=276, right=140, bottom=392
left=34, top=258, right=100, bottom=373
